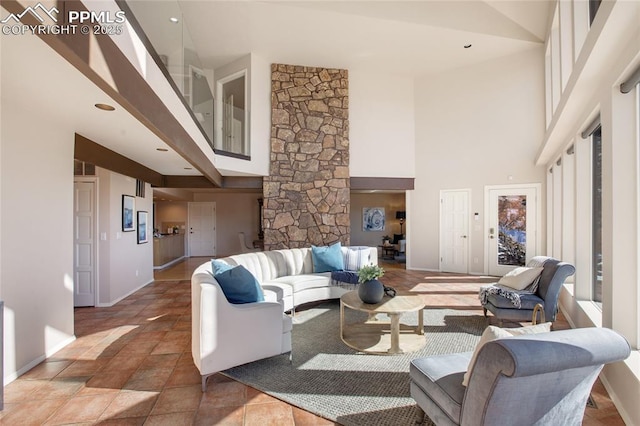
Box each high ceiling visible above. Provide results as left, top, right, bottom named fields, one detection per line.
left=1, top=1, right=553, bottom=197
left=176, top=0, right=552, bottom=77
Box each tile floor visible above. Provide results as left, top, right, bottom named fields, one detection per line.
left=0, top=258, right=624, bottom=425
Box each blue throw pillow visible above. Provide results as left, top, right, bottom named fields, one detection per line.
left=214, top=265, right=265, bottom=304
left=211, top=259, right=234, bottom=275
left=312, top=242, right=345, bottom=273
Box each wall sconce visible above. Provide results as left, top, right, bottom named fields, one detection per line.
left=396, top=211, right=406, bottom=235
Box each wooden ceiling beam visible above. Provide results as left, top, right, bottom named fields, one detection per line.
left=75, top=134, right=164, bottom=186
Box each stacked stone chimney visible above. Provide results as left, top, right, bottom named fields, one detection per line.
left=263, top=64, right=349, bottom=250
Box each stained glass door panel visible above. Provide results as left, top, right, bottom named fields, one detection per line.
left=498, top=195, right=527, bottom=266
left=487, top=186, right=539, bottom=277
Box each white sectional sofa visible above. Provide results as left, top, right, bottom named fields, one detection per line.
left=191, top=246, right=377, bottom=390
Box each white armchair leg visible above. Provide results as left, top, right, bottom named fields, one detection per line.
left=201, top=373, right=214, bottom=392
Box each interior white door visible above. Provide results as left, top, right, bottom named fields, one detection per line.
left=486, top=185, right=540, bottom=277
left=188, top=202, right=216, bottom=256
left=440, top=190, right=470, bottom=273
left=74, top=181, right=96, bottom=307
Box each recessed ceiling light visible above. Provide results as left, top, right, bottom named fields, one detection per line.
left=95, top=103, right=115, bottom=111
left=156, top=148, right=169, bottom=152
left=169, top=17, right=179, bottom=23
left=464, top=44, right=472, bottom=49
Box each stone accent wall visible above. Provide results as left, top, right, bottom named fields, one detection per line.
left=263, top=64, right=349, bottom=250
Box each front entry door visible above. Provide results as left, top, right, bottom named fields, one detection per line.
left=440, top=189, right=470, bottom=273
left=188, top=202, right=216, bottom=256
left=74, top=180, right=96, bottom=307
left=486, top=185, right=540, bottom=277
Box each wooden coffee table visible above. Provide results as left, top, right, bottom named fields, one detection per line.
left=340, top=291, right=426, bottom=354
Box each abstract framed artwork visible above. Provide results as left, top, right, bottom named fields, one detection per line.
left=122, top=195, right=135, bottom=232
left=363, top=207, right=385, bottom=231
left=137, top=211, right=148, bottom=244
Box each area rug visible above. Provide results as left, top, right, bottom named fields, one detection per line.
left=223, top=301, right=490, bottom=425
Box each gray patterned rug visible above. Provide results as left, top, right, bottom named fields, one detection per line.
left=224, top=300, right=489, bottom=426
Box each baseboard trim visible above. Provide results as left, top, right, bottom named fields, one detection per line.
left=153, top=256, right=186, bottom=270
left=4, top=335, right=76, bottom=385
left=97, top=278, right=154, bottom=307
left=406, top=267, right=443, bottom=272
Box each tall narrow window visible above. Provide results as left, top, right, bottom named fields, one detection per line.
left=592, top=127, right=602, bottom=306
left=589, top=0, right=601, bottom=26
left=215, top=70, right=249, bottom=158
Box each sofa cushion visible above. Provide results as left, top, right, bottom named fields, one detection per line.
left=411, top=352, right=471, bottom=424
left=262, top=282, right=294, bottom=298
left=215, top=265, right=265, bottom=304
left=311, top=242, right=345, bottom=272
left=485, top=292, right=545, bottom=311
left=272, top=273, right=332, bottom=293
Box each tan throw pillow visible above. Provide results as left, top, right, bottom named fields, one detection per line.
left=462, top=322, right=552, bottom=386
left=498, top=266, right=544, bottom=291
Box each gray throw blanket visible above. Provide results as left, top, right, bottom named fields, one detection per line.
left=479, top=258, right=547, bottom=308
left=479, top=284, right=533, bottom=309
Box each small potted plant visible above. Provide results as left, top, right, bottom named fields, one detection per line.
left=382, top=235, right=391, bottom=246
left=357, top=264, right=386, bottom=304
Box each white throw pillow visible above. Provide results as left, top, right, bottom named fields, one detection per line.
left=344, top=248, right=371, bottom=271
left=498, top=266, right=544, bottom=291
left=462, top=322, right=552, bottom=386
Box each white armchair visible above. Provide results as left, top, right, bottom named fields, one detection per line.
left=191, top=264, right=292, bottom=391
left=238, top=232, right=260, bottom=253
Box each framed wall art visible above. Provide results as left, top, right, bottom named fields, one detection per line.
left=363, top=207, right=385, bottom=231
left=122, top=195, right=135, bottom=232
left=137, top=211, right=148, bottom=244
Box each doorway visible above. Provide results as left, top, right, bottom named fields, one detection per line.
left=485, top=184, right=541, bottom=276
left=73, top=179, right=97, bottom=307
left=440, top=189, right=470, bottom=273
left=188, top=202, right=217, bottom=256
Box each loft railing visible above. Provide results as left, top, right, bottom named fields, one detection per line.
left=120, top=0, right=214, bottom=149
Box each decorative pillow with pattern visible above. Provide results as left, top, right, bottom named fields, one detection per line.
left=344, top=247, right=371, bottom=271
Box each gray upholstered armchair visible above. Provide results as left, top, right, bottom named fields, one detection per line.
left=410, top=327, right=630, bottom=426
left=482, top=256, right=575, bottom=325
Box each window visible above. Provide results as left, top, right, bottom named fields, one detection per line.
left=592, top=126, right=602, bottom=305
left=589, top=0, right=601, bottom=26
left=215, top=69, right=249, bottom=158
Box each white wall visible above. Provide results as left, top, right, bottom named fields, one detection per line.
left=97, top=168, right=154, bottom=306
left=214, top=63, right=416, bottom=179
left=154, top=201, right=188, bottom=231
left=350, top=71, right=415, bottom=178
left=1, top=103, right=75, bottom=383
left=192, top=192, right=262, bottom=257
left=411, top=48, right=547, bottom=272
